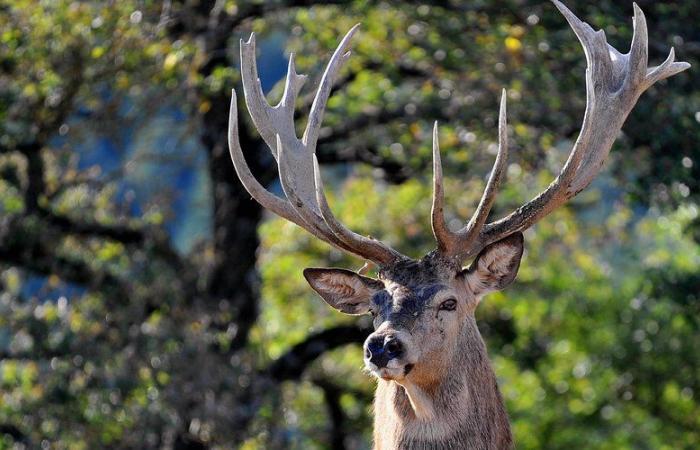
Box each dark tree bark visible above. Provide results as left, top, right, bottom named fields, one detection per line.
left=196, top=22, right=268, bottom=357
left=0, top=424, right=29, bottom=445
left=269, top=322, right=372, bottom=382
left=314, top=378, right=349, bottom=450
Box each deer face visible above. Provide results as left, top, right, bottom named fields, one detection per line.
left=304, top=233, right=524, bottom=383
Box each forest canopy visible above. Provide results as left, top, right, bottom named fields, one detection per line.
left=0, top=1, right=698, bottom=449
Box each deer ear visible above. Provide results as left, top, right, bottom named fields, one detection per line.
left=303, top=268, right=383, bottom=315
left=461, top=233, right=524, bottom=298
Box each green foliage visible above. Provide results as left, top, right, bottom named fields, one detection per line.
left=0, top=1, right=698, bottom=449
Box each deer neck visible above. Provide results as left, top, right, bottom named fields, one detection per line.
left=372, top=317, right=512, bottom=450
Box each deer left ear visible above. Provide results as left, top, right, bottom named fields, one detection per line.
left=461, top=232, right=524, bottom=298
left=303, top=268, right=383, bottom=315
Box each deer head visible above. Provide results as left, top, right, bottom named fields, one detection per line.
left=229, top=0, right=688, bottom=438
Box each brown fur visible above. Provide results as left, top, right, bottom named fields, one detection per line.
left=373, top=317, right=512, bottom=450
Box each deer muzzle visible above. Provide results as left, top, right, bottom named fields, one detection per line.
left=363, top=330, right=417, bottom=380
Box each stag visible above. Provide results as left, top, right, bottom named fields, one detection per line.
left=228, top=2, right=689, bottom=448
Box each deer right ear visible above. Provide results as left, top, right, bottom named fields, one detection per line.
left=303, top=268, right=383, bottom=315
left=461, top=233, right=524, bottom=299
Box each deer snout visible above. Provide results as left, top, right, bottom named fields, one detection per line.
left=364, top=334, right=404, bottom=368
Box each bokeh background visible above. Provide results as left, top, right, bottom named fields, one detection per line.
left=0, top=1, right=698, bottom=449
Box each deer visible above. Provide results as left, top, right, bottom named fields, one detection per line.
left=227, top=1, right=689, bottom=448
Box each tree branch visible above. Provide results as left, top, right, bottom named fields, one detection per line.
left=297, top=61, right=432, bottom=113
left=37, top=207, right=185, bottom=272
left=220, top=0, right=351, bottom=31
left=312, top=378, right=348, bottom=450
left=0, top=424, right=29, bottom=445
left=40, top=208, right=147, bottom=244
left=314, top=101, right=453, bottom=182
left=316, top=143, right=412, bottom=183
left=317, top=101, right=450, bottom=146
left=268, top=322, right=372, bottom=382
left=0, top=216, right=130, bottom=300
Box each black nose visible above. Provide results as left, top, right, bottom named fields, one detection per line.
left=364, top=335, right=404, bottom=368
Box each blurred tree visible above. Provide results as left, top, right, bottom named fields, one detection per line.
left=0, top=1, right=697, bottom=449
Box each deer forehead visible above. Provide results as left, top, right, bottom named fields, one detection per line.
left=373, top=283, right=453, bottom=319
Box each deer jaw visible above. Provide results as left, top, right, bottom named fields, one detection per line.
left=370, top=277, right=479, bottom=424
left=373, top=316, right=512, bottom=449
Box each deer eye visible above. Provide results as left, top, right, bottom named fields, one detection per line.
left=439, top=298, right=457, bottom=311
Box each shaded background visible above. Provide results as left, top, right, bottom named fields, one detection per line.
left=0, top=0, right=698, bottom=449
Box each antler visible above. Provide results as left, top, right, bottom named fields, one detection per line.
left=432, top=1, right=690, bottom=262
left=229, top=2, right=688, bottom=268
left=228, top=25, right=406, bottom=266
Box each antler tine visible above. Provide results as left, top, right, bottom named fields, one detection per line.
left=431, top=121, right=453, bottom=253
left=281, top=53, right=308, bottom=110
left=232, top=25, right=407, bottom=266
left=628, top=3, right=648, bottom=87
left=275, top=134, right=394, bottom=260
left=434, top=90, right=510, bottom=261
left=303, top=24, right=360, bottom=148
left=240, top=33, right=306, bottom=158
left=474, top=1, right=690, bottom=251
left=228, top=90, right=357, bottom=254
left=645, top=47, right=690, bottom=87
left=228, top=89, right=298, bottom=222
left=458, top=90, right=509, bottom=255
